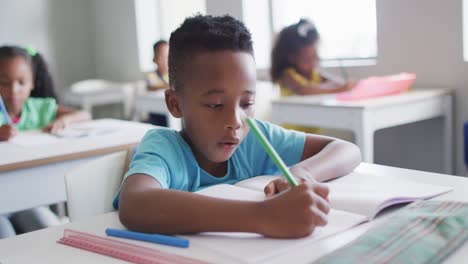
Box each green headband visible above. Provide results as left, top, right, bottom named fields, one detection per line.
left=25, top=46, right=37, bottom=56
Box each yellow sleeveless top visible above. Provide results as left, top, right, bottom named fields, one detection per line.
left=279, top=68, right=321, bottom=134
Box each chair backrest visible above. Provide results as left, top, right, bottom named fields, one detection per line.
left=65, top=150, right=131, bottom=222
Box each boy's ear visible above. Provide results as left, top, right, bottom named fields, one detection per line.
left=165, top=89, right=182, bottom=118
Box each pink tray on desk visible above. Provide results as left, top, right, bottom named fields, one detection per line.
left=336, top=73, right=416, bottom=101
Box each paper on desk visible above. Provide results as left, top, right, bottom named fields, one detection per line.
left=184, top=209, right=366, bottom=263
left=9, top=131, right=62, bottom=147
left=186, top=184, right=367, bottom=263
left=52, top=126, right=116, bottom=138
left=10, top=126, right=116, bottom=147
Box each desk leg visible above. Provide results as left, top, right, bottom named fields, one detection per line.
left=123, top=101, right=131, bottom=120
left=354, top=113, right=374, bottom=163
left=132, top=109, right=140, bottom=122
left=442, top=95, right=453, bottom=174
left=82, top=101, right=93, bottom=117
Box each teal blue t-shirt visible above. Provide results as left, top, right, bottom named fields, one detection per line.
left=113, top=119, right=305, bottom=209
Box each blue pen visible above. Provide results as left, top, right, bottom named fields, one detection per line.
left=105, top=228, right=189, bottom=248
left=0, top=95, right=11, bottom=125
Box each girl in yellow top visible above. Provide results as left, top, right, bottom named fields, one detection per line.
left=270, top=19, right=354, bottom=132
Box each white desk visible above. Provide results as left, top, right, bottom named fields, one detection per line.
left=0, top=119, right=154, bottom=215
left=0, top=163, right=466, bottom=263
left=271, top=89, right=453, bottom=173
left=64, top=87, right=131, bottom=119
left=132, top=90, right=182, bottom=130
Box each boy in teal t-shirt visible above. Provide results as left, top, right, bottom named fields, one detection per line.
left=116, top=15, right=362, bottom=238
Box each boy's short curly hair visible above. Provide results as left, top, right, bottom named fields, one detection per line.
left=169, top=14, right=253, bottom=90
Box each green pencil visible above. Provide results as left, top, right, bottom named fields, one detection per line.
left=246, top=118, right=298, bottom=187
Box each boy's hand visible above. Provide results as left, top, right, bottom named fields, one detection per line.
left=264, top=167, right=315, bottom=197
left=264, top=178, right=291, bottom=197
left=0, top=124, right=17, bottom=141
left=43, top=117, right=68, bottom=134
left=264, top=178, right=308, bottom=197
left=258, top=182, right=330, bottom=238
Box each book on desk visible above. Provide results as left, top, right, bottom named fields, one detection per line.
left=187, top=171, right=451, bottom=263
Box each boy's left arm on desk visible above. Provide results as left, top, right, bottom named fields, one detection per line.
left=264, top=135, right=361, bottom=195
left=293, top=134, right=361, bottom=182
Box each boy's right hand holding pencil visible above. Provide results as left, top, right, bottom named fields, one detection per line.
left=258, top=181, right=330, bottom=238
left=246, top=118, right=331, bottom=238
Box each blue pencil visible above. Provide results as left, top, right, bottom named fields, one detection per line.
left=0, top=95, right=11, bottom=125
left=105, top=228, right=189, bottom=248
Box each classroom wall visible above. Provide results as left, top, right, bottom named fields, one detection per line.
left=206, top=0, right=243, bottom=20
left=0, top=0, right=96, bottom=96
left=92, top=0, right=141, bottom=82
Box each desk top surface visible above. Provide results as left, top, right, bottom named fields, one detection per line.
left=0, top=119, right=155, bottom=172
left=0, top=163, right=466, bottom=264
left=272, top=88, right=451, bottom=109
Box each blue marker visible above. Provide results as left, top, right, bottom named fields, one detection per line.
left=0, top=95, right=11, bottom=125
left=105, top=228, right=189, bottom=248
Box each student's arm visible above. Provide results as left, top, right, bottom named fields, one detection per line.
left=43, top=106, right=91, bottom=133
left=0, top=124, right=17, bottom=141
left=119, top=173, right=330, bottom=238
left=147, top=82, right=169, bottom=91
left=265, top=135, right=361, bottom=196
left=293, top=134, right=361, bottom=181
left=281, top=71, right=354, bottom=95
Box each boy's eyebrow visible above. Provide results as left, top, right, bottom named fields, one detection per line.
left=201, top=89, right=256, bottom=96
left=201, top=89, right=225, bottom=96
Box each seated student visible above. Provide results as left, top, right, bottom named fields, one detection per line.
left=115, top=15, right=361, bottom=238
left=0, top=45, right=91, bottom=238
left=144, top=40, right=170, bottom=126
left=145, top=40, right=170, bottom=91
left=271, top=19, right=355, bottom=133
left=271, top=19, right=354, bottom=96
left=0, top=46, right=90, bottom=139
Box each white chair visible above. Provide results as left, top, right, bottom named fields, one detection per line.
left=65, top=150, right=131, bottom=222
left=63, top=79, right=131, bottom=119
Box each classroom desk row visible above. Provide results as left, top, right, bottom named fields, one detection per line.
left=0, top=163, right=466, bottom=263
left=0, top=119, right=155, bottom=215
left=133, top=87, right=453, bottom=173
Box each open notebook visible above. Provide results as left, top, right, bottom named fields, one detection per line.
left=183, top=172, right=452, bottom=263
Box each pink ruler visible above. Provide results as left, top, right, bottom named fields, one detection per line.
left=57, top=229, right=210, bottom=264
